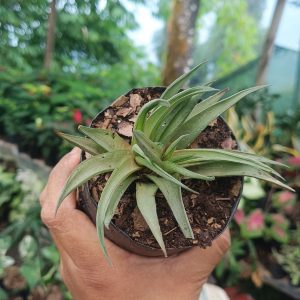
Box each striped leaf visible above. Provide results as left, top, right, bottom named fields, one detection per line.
left=133, top=98, right=170, bottom=133
left=147, top=175, right=194, bottom=239
left=78, top=125, right=130, bottom=151
left=161, top=62, right=207, bottom=100
left=157, top=95, right=199, bottom=144
left=162, top=161, right=215, bottom=181
left=133, top=130, right=163, bottom=165
left=134, top=156, right=198, bottom=194
left=171, top=149, right=283, bottom=179
left=172, top=86, right=267, bottom=148
left=191, top=162, right=294, bottom=192
left=162, top=135, right=189, bottom=160
left=57, top=151, right=130, bottom=211
left=136, top=182, right=167, bottom=256
left=186, top=89, right=229, bottom=121
left=96, top=156, right=141, bottom=258
left=147, top=86, right=217, bottom=140
left=56, top=131, right=105, bottom=155
left=104, top=175, right=138, bottom=228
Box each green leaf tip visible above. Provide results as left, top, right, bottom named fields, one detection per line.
left=56, top=131, right=105, bottom=155
left=173, top=85, right=268, bottom=149
left=78, top=125, right=130, bottom=151
left=56, top=151, right=130, bottom=213
left=161, top=61, right=207, bottom=100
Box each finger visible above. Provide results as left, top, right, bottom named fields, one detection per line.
left=48, top=147, right=81, bottom=207
left=40, top=147, right=131, bottom=267
left=40, top=147, right=81, bottom=208
left=188, top=228, right=230, bottom=263
left=169, top=229, right=231, bottom=275
left=46, top=204, right=130, bottom=270
left=40, top=147, right=81, bottom=216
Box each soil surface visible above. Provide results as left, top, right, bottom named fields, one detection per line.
left=86, top=87, right=242, bottom=249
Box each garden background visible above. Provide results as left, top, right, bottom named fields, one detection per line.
left=0, top=0, right=299, bottom=299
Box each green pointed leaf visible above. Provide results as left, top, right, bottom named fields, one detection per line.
left=144, top=86, right=216, bottom=136
left=133, top=130, right=162, bottom=165
left=161, top=62, right=207, bottom=99
left=57, top=151, right=130, bottom=211
left=222, top=150, right=288, bottom=168
left=136, top=182, right=167, bottom=256
left=147, top=175, right=194, bottom=239
left=191, top=162, right=294, bottom=192
left=179, top=157, right=283, bottom=180
left=134, top=98, right=170, bottom=133
left=78, top=125, right=130, bottom=151
left=56, top=131, right=105, bottom=155
left=132, top=144, right=147, bottom=159
left=204, top=80, right=216, bottom=87
left=171, top=149, right=282, bottom=179
left=162, top=135, right=189, bottom=160
left=187, top=89, right=229, bottom=121
left=173, top=86, right=268, bottom=148
left=163, top=161, right=215, bottom=181
left=97, top=157, right=141, bottom=258
left=135, top=156, right=198, bottom=194
left=173, top=149, right=288, bottom=168
left=158, top=95, right=199, bottom=144
left=104, top=175, right=138, bottom=228
left=147, top=86, right=217, bottom=140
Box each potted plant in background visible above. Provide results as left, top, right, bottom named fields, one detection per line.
left=56, top=63, right=293, bottom=259
left=273, top=226, right=300, bottom=287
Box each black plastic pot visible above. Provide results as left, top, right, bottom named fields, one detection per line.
left=77, top=87, right=243, bottom=257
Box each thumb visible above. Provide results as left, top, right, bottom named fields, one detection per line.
left=40, top=147, right=81, bottom=217
left=174, top=229, right=231, bottom=276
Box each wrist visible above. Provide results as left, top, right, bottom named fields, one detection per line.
left=77, top=285, right=201, bottom=300
left=95, top=286, right=201, bottom=300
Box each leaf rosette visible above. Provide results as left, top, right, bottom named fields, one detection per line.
left=57, top=63, right=294, bottom=259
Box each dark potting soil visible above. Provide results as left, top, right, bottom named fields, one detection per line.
left=87, top=87, right=242, bottom=249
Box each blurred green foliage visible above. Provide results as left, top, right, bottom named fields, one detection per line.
left=0, top=163, right=67, bottom=299
left=215, top=185, right=295, bottom=286
left=196, top=0, right=258, bottom=77
left=0, top=65, right=158, bottom=165
left=0, top=0, right=159, bottom=165
left=0, top=0, right=147, bottom=73
left=273, top=226, right=300, bottom=286
left=0, top=69, right=101, bottom=164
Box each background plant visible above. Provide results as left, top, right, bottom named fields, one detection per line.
left=215, top=174, right=299, bottom=288
left=0, top=66, right=158, bottom=165
left=273, top=226, right=300, bottom=286
left=0, top=161, right=67, bottom=299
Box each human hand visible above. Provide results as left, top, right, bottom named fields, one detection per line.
left=40, top=148, right=230, bottom=300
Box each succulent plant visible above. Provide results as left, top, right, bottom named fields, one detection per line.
left=57, top=63, right=293, bottom=258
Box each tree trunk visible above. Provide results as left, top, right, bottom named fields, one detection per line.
left=162, top=0, right=200, bottom=85
left=293, top=39, right=300, bottom=108
left=43, top=0, right=57, bottom=70
left=255, top=0, right=286, bottom=85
